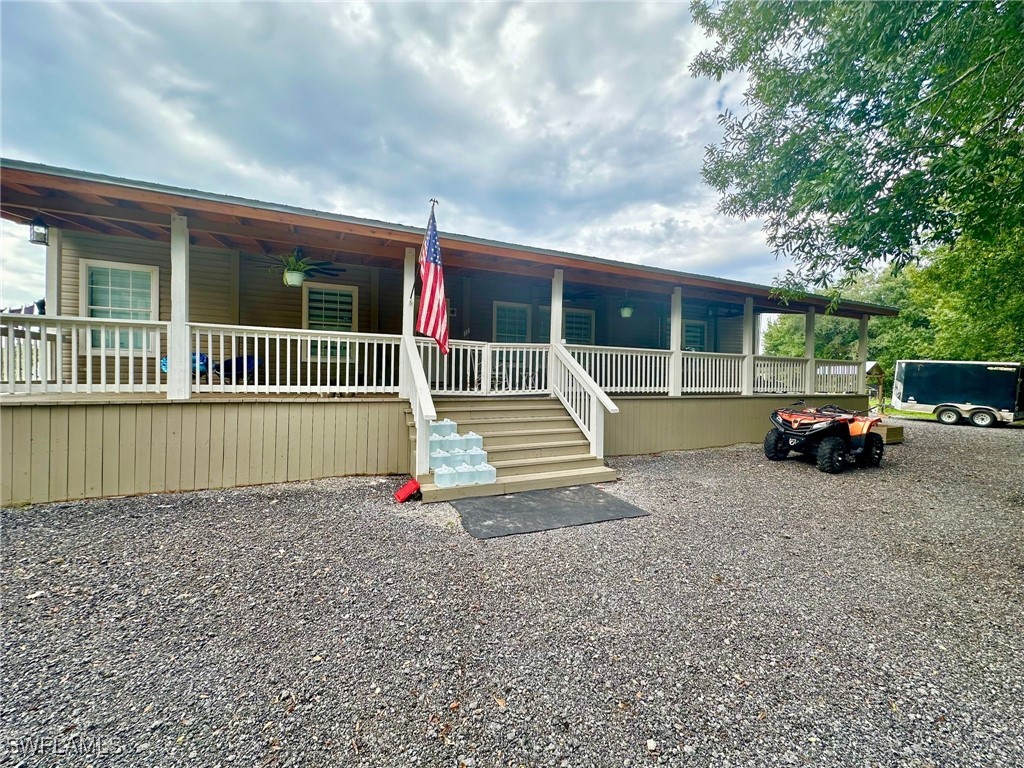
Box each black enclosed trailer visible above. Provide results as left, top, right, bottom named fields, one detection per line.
left=892, top=360, right=1024, bottom=427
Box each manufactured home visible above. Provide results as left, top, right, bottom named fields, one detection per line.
left=0, top=159, right=897, bottom=505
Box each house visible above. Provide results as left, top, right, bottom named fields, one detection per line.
left=0, top=159, right=898, bottom=505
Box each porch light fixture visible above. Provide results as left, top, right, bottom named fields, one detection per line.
left=619, top=291, right=637, bottom=319
left=28, top=216, right=49, bottom=246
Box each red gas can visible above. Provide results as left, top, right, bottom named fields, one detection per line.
left=393, top=478, right=421, bottom=503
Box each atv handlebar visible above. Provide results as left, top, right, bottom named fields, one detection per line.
left=787, top=401, right=880, bottom=417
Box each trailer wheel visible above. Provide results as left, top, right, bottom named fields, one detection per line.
left=816, top=437, right=846, bottom=474
left=969, top=410, right=996, bottom=428
left=936, top=408, right=961, bottom=425
left=763, top=428, right=790, bottom=461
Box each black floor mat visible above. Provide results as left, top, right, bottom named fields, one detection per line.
left=450, top=484, right=649, bottom=539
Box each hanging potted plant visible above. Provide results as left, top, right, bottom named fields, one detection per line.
left=267, top=247, right=346, bottom=287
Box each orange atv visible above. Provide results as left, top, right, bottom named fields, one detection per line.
left=764, top=402, right=884, bottom=473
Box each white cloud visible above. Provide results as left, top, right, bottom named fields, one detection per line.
left=0, top=221, right=46, bottom=309
left=0, top=1, right=784, bottom=306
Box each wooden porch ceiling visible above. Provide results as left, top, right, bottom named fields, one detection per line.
left=0, top=163, right=898, bottom=319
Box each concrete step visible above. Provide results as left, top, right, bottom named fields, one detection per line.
left=418, top=465, right=619, bottom=503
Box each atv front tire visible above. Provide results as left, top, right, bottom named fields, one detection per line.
left=816, top=436, right=847, bottom=474
left=856, top=432, right=884, bottom=468
left=763, top=428, right=790, bottom=461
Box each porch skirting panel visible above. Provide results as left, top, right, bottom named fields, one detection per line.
left=1, top=399, right=409, bottom=506
left=604, top=395, right=869, bottom=456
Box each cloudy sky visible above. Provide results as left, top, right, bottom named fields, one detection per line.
left=0, top=1, right=783, bottom=309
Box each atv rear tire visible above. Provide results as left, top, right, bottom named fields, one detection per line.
left=856, top=433, right=884, bottom=468
left=763, top=428, right=790, bottom=461
left=936, top=407, right=960, bottom=425
left=816, top=436, right=846, bottom=474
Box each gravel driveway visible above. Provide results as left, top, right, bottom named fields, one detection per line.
left=3, top=420, right=1022, bottom=767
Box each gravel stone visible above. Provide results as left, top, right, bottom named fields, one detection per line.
left=2, top=420, right=1022, bottom=766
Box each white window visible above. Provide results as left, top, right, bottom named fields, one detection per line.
left=79, top=259, right=159, bottom=352
left=303, top=282, right=359, bottom=359
left=493, top=302, right=531, bottom=343
left=537, top=306, right=596, bottom=345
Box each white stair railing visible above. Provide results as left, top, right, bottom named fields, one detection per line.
left=400, top=335, right=437, bottom=477
left=549, top=342, right=618, bottom=459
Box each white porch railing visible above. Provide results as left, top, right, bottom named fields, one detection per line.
left=549, top=343, right=619, bottom=458
left=680, top=351, right=745, bottom=394
left=189, top=323, right=401, bottom=395
left=415, top=339, right=549, bottom=396
left=1, top=313, right=168, bottom=394
left=754, top=355, right=806, bottom=394
left=815, top=359, right=860, bottom=394
left=567, top=344, right=671, bottom=394
left=2, top=314, right=866, bottom=402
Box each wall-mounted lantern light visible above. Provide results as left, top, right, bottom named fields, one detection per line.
left=29, top=216, right=49, bottom=245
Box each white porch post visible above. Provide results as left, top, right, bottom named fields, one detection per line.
left=668, top=287, right=682, bottom=397
left=399, top=247, right=416, bottom=399
left=550, top=269, right=564, bottom=344
left=45, top=228, right=62, bottom=316
left=167, top=214, right=191, bottom=400
left=804, top=307, right=816, bottom=395
left=403, top=246, right=416, bottom=337
left=741, top=297, right=755, bottom=396
left=857, top=314, right=869, bottom=394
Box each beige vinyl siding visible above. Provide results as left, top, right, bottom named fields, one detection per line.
left=716, top=315, right=744, bottom=354
left=238, top=253, right=377, bottom=332
left=0, top=399, right=410, bottom=505
left=376, top=267, right=405, bottom=334
left=604, top=394, right=868, bottom=456
left=61, top=231, right=236, bottom=323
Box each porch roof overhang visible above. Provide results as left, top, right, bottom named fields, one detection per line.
left=0, top=158, right=898, bottom=319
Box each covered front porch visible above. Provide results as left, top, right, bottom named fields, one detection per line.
left=0, top=158, right=890, bottom=500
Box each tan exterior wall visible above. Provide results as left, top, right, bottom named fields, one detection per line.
left=0, top=399, right=409, bottom=506
left=61, top=231, right=236, bottom=323
left=604, top=394, right=869, bottom=456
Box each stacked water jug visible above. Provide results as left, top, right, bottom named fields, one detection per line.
left=427, top=418, right=497, bottom=489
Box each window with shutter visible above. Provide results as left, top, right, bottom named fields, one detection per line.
left=537, top=306, right=596, bottom=345
left=303, top=282, right=359, bottom=358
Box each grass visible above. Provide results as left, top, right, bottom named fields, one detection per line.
left=869, top=398, right=936, bottom=421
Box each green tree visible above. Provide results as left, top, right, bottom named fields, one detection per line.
left=913, top=232, right=1024, bottom=362
left=691, top=0, right=1024, bottom=293
left=761, top=268, right=928, bottom=373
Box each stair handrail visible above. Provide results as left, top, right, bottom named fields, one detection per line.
left=550, top=342, right=618, bottom=459
left=400, top=334, right=437, bottom=476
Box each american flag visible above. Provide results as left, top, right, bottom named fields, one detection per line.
left=415, top=202, right=449, bottom=354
